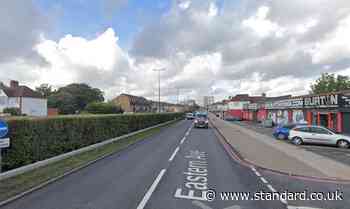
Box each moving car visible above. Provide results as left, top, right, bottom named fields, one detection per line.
left=289, top=125, right=350, bottom=148
left=273, top=122, right=308, bottom=140
left=186, top=113, right=195, bottom=120
left=194, top=113, right=209, bottom=129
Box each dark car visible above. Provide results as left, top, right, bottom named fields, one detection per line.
left=194, top=113, right=209, bottom=129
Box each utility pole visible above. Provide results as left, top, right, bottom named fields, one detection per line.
left=153, top=68, right=166, bottom=113
left=177, top=88, right=180, bottom=104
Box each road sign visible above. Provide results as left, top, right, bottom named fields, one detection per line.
left=0, top=120, right=8, bottom=138
left=0, top=138, right=10, bottom=148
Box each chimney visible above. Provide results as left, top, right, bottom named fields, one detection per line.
left=10, top=80, right=19, bottom=88
left=262, top=93, right=266, bottom=97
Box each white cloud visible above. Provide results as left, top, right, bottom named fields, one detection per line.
left=31, top=28, right=132, bottom=99
left=242, top=6, right=285, bottom=38
left=178, top=1, right=191, bottom=10
left=311, top=14, right=350, bottom=64
left=208, top=2, right=218, bottom=17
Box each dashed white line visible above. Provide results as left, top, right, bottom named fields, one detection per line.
left=266, top=184, right=277, bottom=193
left=169, top=147, right=180, bottom=162
left=260, top=177, right=268, bottom=184
left=136, top=169, right=167, bottom=209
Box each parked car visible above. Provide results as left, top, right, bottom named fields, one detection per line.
left=273, top=122, right=308, bottom=140
left=186, top=113, right=195, bottom=120
left=289, top=125, right=350, bottom=148
left=194, top=113, right=209, bottom=129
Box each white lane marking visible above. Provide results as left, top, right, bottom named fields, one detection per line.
left=280, top=198, right=288, bottom=205
left=185, top=132, right=189, bottom=136
left=251, top=166, right=257, bottom=172
left=260, top=177, right=268, bottom=184
left=169, top=147, right=180, bottom=162
left=254, top=171, right=261, bottom=177
left=136, top=169, right=167, bottom=209
left=267, top=184, right=277, bottom=193
left=180, top=137, right=186, bottom=144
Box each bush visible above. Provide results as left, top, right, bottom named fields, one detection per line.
left=1, top=113, right=183, bottom=171
left=85, top=102, right=123, bottom=114
left=3, top=107, right=21, bottom=116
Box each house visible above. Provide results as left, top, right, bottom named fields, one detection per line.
left=0, top=80, right=47, bottom=116
left=112, top=94, right=152, bottom=113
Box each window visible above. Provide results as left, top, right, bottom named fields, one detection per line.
left=310, top=127, right=331, bottom=135
left=295, top=127, right=310, bottom=132
left=0, top=96, right=6, bottom=105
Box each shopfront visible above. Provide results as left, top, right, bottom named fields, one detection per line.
left=304, top=93, right=342, bottom=132
left=265, top=97, right=304, bottom=126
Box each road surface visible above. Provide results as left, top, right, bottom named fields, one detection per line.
left=1, top=120, right=348, bottom=209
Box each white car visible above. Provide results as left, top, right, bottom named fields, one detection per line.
left=288, top=125, right=350, bottom=148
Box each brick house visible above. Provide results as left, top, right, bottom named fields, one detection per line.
left=112, top=94, right=152, bottom=113
left=0, top=80, right=47, bottom=116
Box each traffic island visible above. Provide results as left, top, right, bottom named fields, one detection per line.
left=209, top=114, right=350, bottom=182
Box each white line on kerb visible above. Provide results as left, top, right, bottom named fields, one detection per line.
left=136, top=169, right=167, bottom=209
left=254, top=171, right=261, bottom=177
left=180, top=137, right=186, bottom=144
left=169, top=147, right=180, bottom=162
left=267, top=184, right=277, bottom=193
left=260, top=177, right=268, bottom=184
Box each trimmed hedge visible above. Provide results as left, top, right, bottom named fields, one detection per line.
left=1, top=113, right=183, bottom=171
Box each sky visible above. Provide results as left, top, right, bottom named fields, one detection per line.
left=1, top=0, right=350, bottom=104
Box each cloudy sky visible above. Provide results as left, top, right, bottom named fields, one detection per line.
left=2, top=0, right=350, bottom=104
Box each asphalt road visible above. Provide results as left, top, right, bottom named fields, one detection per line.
left=231, top=120, right=350, bottom=167
left=1, top=120, right=349, bottom=209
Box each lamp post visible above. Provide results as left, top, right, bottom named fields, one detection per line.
left=153, top=68, right=166, bottom=113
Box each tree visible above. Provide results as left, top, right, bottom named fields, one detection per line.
left=48, top=91, right=78, bottom=114
left=85, top=102, right=123, bottom=114
left=48, top=83, right=105, bottom=114
left=311, top=73, right=350, bottom=94
left=35, top=84, right=55, bottom=98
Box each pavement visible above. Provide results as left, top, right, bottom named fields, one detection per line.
left=1, top=119, right=349, bottom=209
left=231, top=120, right=350, bottom=168
left=209, top=114, right=350, bottom=180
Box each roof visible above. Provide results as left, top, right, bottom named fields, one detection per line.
left=0, top=85, right=43, bottom=98
left=116, top=94, right=151, bottom=105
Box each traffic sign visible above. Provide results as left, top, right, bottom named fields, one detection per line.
left=0, top=120, right=8, bottom=138
left=0, top=138, right=9, bottom=148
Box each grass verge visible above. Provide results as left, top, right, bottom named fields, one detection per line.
left=0, top=119, right=180, bottom=202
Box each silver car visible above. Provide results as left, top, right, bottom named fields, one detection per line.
left=289, top=125, right=350, bottom=148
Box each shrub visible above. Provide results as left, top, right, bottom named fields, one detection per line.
left=3, top=107, right=21, bottom=116
left=85, top=102, right=123, bottom=114
left=1, top=113, right=183, bottom=171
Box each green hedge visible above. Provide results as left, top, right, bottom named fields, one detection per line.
left=1, top=113, right=183, bottom=171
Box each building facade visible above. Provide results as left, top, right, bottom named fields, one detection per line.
left=0, top=80, right=47, bottom=116
left=112, top=94, right=152, bottom=113
left=203, top=96, right=214, bottom=108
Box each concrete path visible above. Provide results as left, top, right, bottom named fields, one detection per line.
left=209, top=114, right=350, bottom=180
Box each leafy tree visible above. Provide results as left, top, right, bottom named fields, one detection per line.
left=48, top=83, right=104, bottom=114
left=311, top=73, right=350, bottom=94
left=48, top=91, right=78, bottom=114
left=35, top=84, right=55, bottom=98
left=85, top=102, right=123, bottom=114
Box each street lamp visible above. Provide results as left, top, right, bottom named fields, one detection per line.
left=153, top=68, right=166, bottom=113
